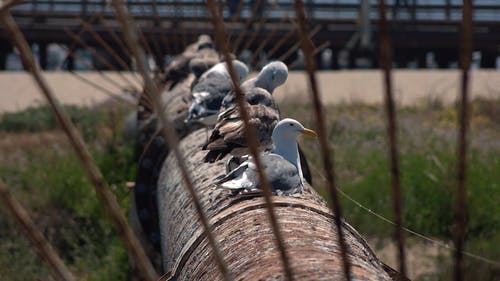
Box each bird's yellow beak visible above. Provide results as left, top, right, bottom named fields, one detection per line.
left=300, top=128, right=317, bottom=138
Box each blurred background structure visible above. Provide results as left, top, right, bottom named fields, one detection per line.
left=1, top=0, right=500, bottom=71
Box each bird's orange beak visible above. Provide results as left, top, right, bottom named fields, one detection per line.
left=300, top=128, right=317, bottom=138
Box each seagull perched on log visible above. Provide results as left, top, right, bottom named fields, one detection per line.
left=219, top=61, right=288, bottom=113
left=202, top=61, right=288, bottom=162
left=215, top=118, right=317, bottom=194
left=202, top=86, right=280, bottom=162
left=185, top=60, right=248, bottom=125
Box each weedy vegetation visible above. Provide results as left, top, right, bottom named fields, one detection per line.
left=0, top=97, right=498, bottom=280
left=0, top=103, right=134, bottom=281
left=281, top=97, right=499, bottom=280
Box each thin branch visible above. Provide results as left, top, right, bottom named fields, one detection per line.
left=99, top=15, right=133, bottom=60
left=137, top=1, right=162, bottom=69
left=235, top=12, right=268, bottom=55
left=226, top=0, right=246, bottom=39
left=232, top=0, right=264, bottom=52
left=454, top=1, right=473, bottom=281
left=377, top=0, right=407, bottom=278
left=59, top=43, right=132, bottom=93
left=63, top=13, right=102, bottom=65
left=288, top=41, right=330, bottom=69
left=277, top=24, right=321, bottom=62
left=68, top=69, right=136, bottom=107
left=206, top=1, right=294, bottom=280
left=64, top=27, right=139, bottom=91
left=293, top=1, right=351, bottom=280
left=250, top=28, right=295, bottom=69
left=80, top=19, right=142, bottom=85
left=0, top=180, right=77, bottom=281
left=152, top=0, right=172, bottom=58
left=110, top=1, right=232, bottom=280
left=0, top=11, right=159, bottom=281
left=246, top=15, right=289, bottom=68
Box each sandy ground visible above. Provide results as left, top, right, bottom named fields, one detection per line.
left=0, top=71, right=141, bottom=112
left=367, top=238, right=451, bottom=280
left=1, top=70, right=500, bottom=113
left=274, top=69, right=500, bottom=105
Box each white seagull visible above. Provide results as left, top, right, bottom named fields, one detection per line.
left=215, top=118, right=316, bottom=194
left=185, top=60, right=248, bottom=125
left=219, top=61, right=288, bottom=113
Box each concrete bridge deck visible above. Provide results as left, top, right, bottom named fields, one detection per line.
left=1, top=1, right=500, bottom=70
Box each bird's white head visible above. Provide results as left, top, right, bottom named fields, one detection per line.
left=271, top=118, right=316, bottom=189
left=272, top=118, right=317, bottom=143
left=258, top=61, right=288, bottom=92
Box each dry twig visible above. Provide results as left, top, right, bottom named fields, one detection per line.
left=0, top=180, right=77, bottom=281
left=377, top=0, right=407, bottom=278
left=206, top=0, right=295, bottom=280
left=454, top=1, right=473, bottom=281
left=293, top=1, right=351, bottom=280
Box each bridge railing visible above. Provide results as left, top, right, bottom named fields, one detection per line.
left=9, top=0, right=500, bottom=23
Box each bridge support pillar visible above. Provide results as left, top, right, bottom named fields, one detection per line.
left=481, top=50, right=497, bottom=68
left=66, top=53, right=75, bottom=71
left=39, top=43, right=48, bottom=70
left=0, top=40, right=11, bottom=70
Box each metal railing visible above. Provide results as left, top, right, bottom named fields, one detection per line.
left=8, top=0, right=500, bottom=22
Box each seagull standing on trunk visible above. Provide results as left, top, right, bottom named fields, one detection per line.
left=216, top=118, right=316, bottom=194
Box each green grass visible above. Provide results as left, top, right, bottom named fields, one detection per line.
left=0, top=99, right=498, bottom=280
left=0, top=104, right=134, bottom=280
left=281, top=98, right=500, bottom=280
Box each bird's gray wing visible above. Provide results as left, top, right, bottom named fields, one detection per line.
left=215, top=161, right=250, bottom=185
left=261, top=154, right=302, bottom=193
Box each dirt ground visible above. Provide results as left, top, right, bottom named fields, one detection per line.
left=367, top=238, right=451, bottom=280
left=1, top=70, right=500, bottom=112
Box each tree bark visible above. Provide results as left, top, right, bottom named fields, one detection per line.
left=157, top=129, right=398, bottom=280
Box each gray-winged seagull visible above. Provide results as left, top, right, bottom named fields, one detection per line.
left=219, top=61, right=288, bottom=113
left=185, top=60, right=248, bottom=125
left=202, top=61, right=288, bottom=162
left=215, top=118, right=316, bottom=194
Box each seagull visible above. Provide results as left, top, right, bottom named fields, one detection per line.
left=215, top=118, right=317, bottom=194
left=219, top=61, right=288, bottom=113
left=202, top=61, right=288, bottom=162
left=185, top=60, right=248, bottom=125
left=162, top=35, right=216, bottom=89
left=202, top=86, right=280, bottom=162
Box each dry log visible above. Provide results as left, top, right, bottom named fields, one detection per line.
left=157, top=128, right=398, bottom=280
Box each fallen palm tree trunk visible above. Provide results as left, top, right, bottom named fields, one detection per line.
left=157, top=129, right=399, bottom=280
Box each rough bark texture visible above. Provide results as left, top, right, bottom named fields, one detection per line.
left=157, top=129, right=396, bottom=280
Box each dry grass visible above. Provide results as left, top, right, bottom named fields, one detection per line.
left=280, top=98, right=500, bottom=280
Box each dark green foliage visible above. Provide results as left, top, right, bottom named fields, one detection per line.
left=281, top=100, right=500, bottom=280
left=0, top=104, right=134, bottom=280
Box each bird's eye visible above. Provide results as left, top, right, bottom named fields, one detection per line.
left=289, top=123, right=294, bottom=126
